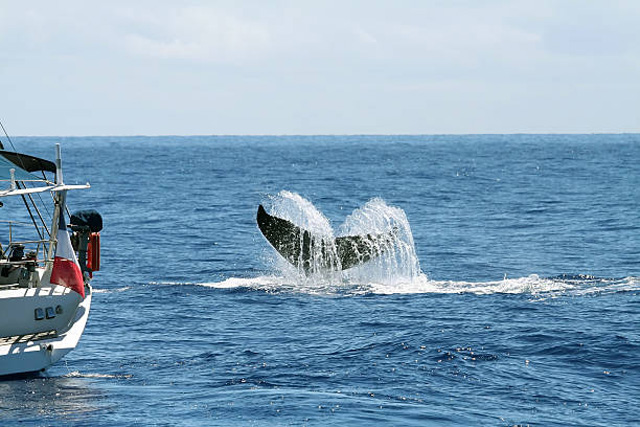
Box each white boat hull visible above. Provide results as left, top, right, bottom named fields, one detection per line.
left=0, top=282, right=83, bottom=338
left=0, top=285, right=92, bottom=377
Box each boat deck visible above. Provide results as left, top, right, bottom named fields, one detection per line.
left=0, top=330, right=58, bottom=345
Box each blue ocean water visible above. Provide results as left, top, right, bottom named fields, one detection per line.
left=1, top=134, right=639, bottom=426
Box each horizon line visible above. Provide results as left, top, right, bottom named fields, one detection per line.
left=9, top=131, right=640, bottom=138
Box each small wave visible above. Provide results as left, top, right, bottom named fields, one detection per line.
left=183, top=275, right=640, bottom=297
left=381, top=274, right=572, bottom=296
left=199, top=276, right=345, bottom=295
left=93, top=286, right=131, bottom=294
left=200, top=276, right=279, bottom=289
left=149, top=281, right=196, bottom=286
left=150, top=279, right=285, bottom=293
left=63, top=371, right=132, bottom=379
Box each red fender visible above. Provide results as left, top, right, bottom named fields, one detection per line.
left=87, top=232, right=100, bottom=272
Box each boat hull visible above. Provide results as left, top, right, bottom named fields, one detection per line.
left=0, top=282, right=83, bottom=338
left=0, top=285, right=91, bottom=377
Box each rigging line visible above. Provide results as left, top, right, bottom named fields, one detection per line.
left=39, top=163, right=56, bottom=222
left=0, top=117, right=34, bottom=181
left=1, top=117, right=59, bottom=229
left=26, top=190, right=50, bottom=236
left=0, top=118, right=47, bottom=233
left=34, top=170, right=53, bottom=220
left=16, top=181, right=46, bottom=243
left=0, top=117, right=18, bottom=153
left=2, top=119, right=54, bottom=221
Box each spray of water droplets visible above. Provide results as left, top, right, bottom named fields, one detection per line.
left=262, top=191, right=422, bottom=287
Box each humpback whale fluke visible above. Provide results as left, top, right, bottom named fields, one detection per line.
left=256, top=204, right=396, bottom=273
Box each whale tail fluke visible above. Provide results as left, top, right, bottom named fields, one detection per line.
left=256, top=204, right=396, bottom=273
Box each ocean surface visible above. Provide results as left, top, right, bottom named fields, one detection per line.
left=1, top=134, right=639, bottom=426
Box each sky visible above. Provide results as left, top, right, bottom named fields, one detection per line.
left=0, top=0, right=638, bottom=136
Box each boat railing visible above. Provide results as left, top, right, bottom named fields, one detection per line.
left=0, top=220, right=49, bottom=263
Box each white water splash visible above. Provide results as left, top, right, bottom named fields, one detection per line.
left=195, top=275, right=640, bottom=297
left=62, top=371, right=132, bottom=379
left=340, top=197, right=421, bottom=285
left=264, top=191, right=341, bottom=280
left=268, top=191, right=334, bottom=238
left=369, top=274, right=570, bottom=295
left=262, top=192, right=421, bottom=286
left=93, top=287, right=131, bottom=294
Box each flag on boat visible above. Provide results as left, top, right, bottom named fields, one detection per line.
left=50, top=195, right=85, bottom=297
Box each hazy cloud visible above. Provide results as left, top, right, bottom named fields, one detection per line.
left=0, top=0, right=638, bottom=135
left=121, top=6, right=271, bottom=63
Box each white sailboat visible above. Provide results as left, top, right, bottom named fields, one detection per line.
left=0, top=143, right=101, bottom=376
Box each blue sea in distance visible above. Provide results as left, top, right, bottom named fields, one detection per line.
left=1, top=134, right=639, bottom=426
